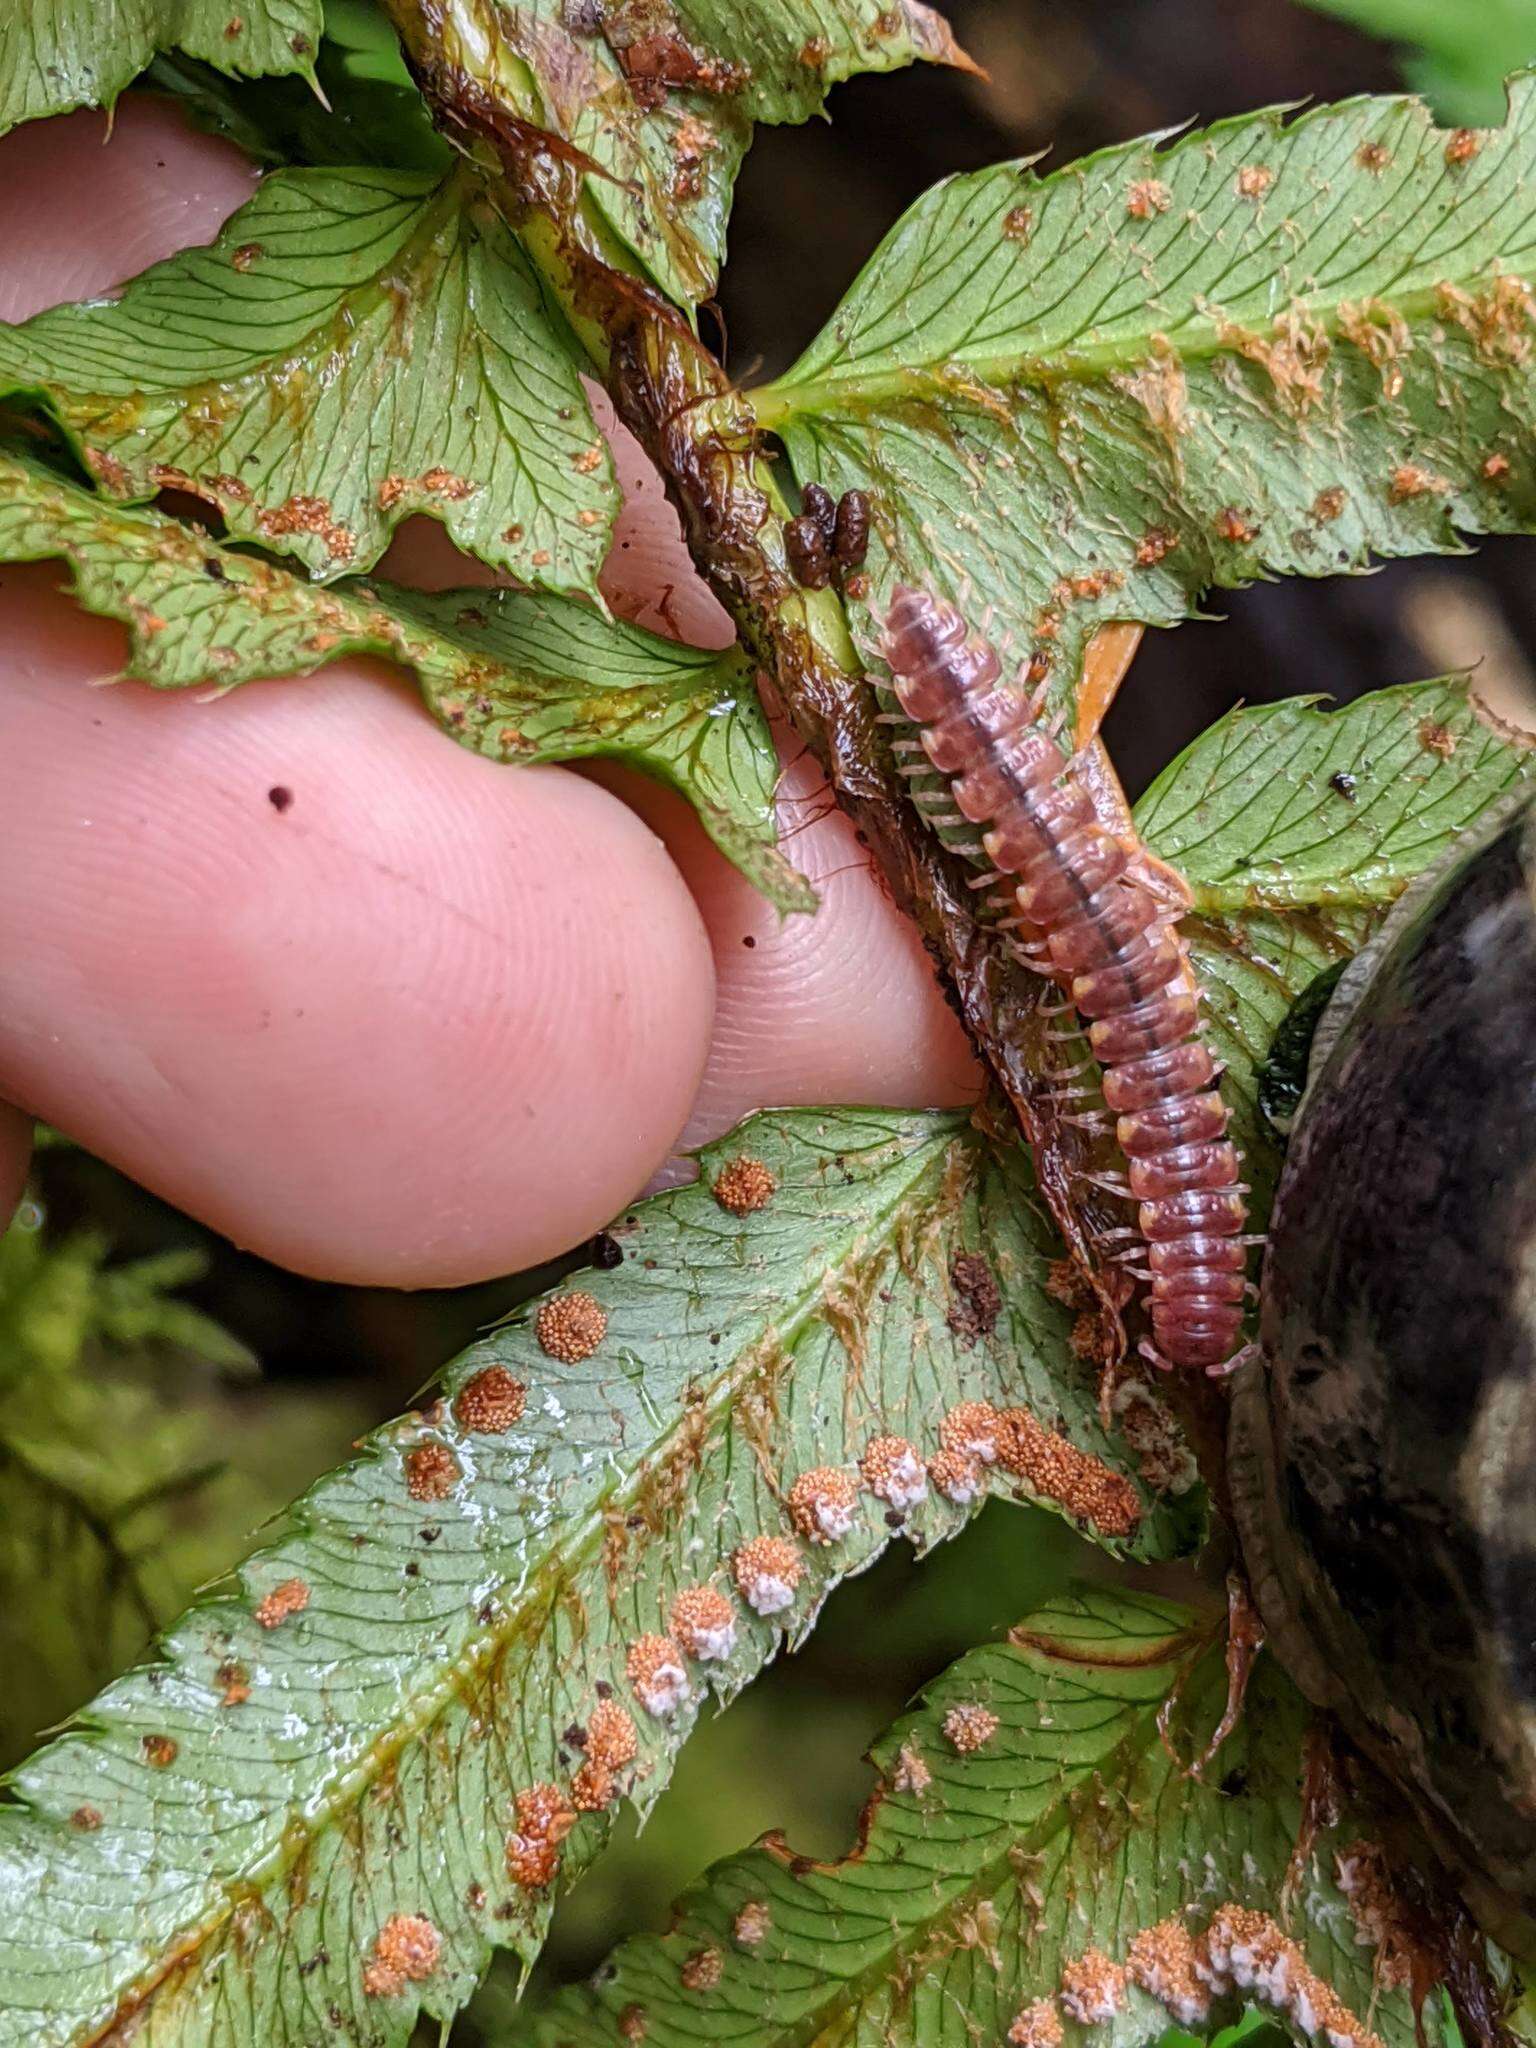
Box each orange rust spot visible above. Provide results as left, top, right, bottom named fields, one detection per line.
left=503, top=523, right=525, bottom=543
left=1311, top=485, right=1347, bottom=523
left=1445, top=127, right=1481, bottom=165
left=1070, top=1308, right=1100, bottom=1361
left=928, top=1446, right=982, bottom=1503
left=940, top=1400, right=1003, bottom=1462
left=455, top=1365, right=526, bottom=1432
left=619, top=2007, right=649, bottom=2043
left=1128, top=1917, right=1210, bottom=2026
left=1003, top=205, right=1034, bottom=243
left=531, top=548, right=552, bottom=567
left=216, top=1659, right=251, bottom=1708
left=535, top=1290, right=608, bottom=1364
left=1418, top=716, right=1458, bottom=759
left=1201, top=1903, right=1386, bottom=2048
left=1235, top=164, right=1273, bottom=199
left=787, top=1466, right=859, bottom=1545
left=506, top=1783, right=575, bottom=1890
left=254, top=1577, right=309, bottom=1630
left=420, top=466, right=473, bottom=498
left=362, top=1913, right=441, bottom=1998
left=1484, top=452, right=1513, bottom=482
left=404, top=1441, right=460, bottom=1503
left=942, top=1702, right=999, bottom=1753
left=572, top=444, right=605, bottom=474
left=142, top=1734, right=178, bottom=1768
left=680, top=1946, right=723, bottom=1991
left=798, top=33, right=829, bottom=65
left=1008, top=1999, right=1064, bottom=2048
left=1356, top=139, right=1391, bottom=172
left=71, top=1805, right=103, bottom=1830
left=1061, top=1949, right=1128, bottom=2023
left=1126, top=178, right=1172, bottom=219
left=859, top=1434, right=927, bottom=1508
left=570, top=1759, right=615, bottom=1812
left=257, top=494, right=355, bottom=564
left=1388, top=463, right=1446, bottom=503
left=995, top=1406, right=1141, bottom=1537
left=1214, top=505, right=1257, bottom=543
left=670, top=1584, right=737, bottom=1660
left=230, top=242, right=262, bottom=271
left=586, top=1698, right=639, bottom=1769
left=712, top=1155, right=776, bottom=1215
left=1437, top=276, right=1536, bottom=367
left=626, top=1633, right=690, bottom=1716
left=1135, top=526, right=1176, bottom=567
left=225, top=15, right=245, bottom=35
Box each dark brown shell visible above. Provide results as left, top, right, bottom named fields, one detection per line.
left=1231, top=786, right=1536, bottom=1958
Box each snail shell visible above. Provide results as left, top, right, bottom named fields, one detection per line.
left=1230, top=786, right=1536, bottom=1955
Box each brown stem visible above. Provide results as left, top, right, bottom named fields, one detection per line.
left=386, top=26, right=1140, bottom=1344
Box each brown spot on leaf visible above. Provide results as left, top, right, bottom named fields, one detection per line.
left=71, top=1805, right=103, bottom=1830
left=787, top=1466, right=859, bottom=1545
left=404, top=1442, right=460, bottom=1502
left=216, top=1658, right=251, bottom=1707
left=670, top=1585, right=737, bottom=1660
left=1388, top=462, right=1447, bottom=503
left=570, top=1758, right=615, bottom=1811
left=1356, top=139, right=1391, bottom=172
left=680, top=1946, right=723, bottom=1991
left=257, top=494, right=355, bottom=563
left=455, top=1365, right=526, bottom=1432
left=1214, top=505, right=1257, bottom=543
left=1418, top=716, right=1458, bottom=759
left=1126, top=177, right=1172, bottom=219
left=1483, top=451, right=1513, bottom=482
left=231, top=242, right=262, bottom=271
left=1311, top=485, right=1347, bottom=523
left=142, top=1734, right=178, bottom=1768
left=254, top=1577, right=309, bottom=1629
left=535, top=1290, right=608, bottom=1363
left=362, top=1913, right=441, bottom=1998
left=506, top=1783, right=575, bottom=1889
left=1445, top=127, right=1481, bottom=165
left=619, top=2007, right=649, bottom=2043
left=995, top=1406, right=1140, bottom=1536
left=1003, top=204, right=1034, bottom=243
left=84, top=445, right=133, bottom=494
left=712, top=1154, right=776, bottom=1215
left=1235, top=164, right=1273, bottom=199
left=731, top=1536, right=801, bottom=1617
left=732, top=1899, right=771, bottom=1948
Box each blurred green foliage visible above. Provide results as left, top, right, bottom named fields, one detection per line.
left=0, top=1183, right=373, bottom=1769
left=1298, top=0, right=1536, bottom=120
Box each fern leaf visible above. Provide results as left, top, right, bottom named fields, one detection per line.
left=0, top=1110, right=1198, bottom=2047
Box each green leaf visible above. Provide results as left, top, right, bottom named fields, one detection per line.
left=1300, top=0, right=1536, bottom=124
left=0, top=450, right=807, bottom=907
left=145, top=1, right=452, bottom=173
left=403, top=0, right=975, bottom=306
left=757, top=80, right=1536, bottom=708
left=0, top=1108, right=1198, bottom=2048
left=0, top=163, right=618, bottom=591
left=0, top=0, right=323, bottom=135
left=1135, top=679, right=1536, bottom=1214
left=513, top=1584, right=1453, bottom=2048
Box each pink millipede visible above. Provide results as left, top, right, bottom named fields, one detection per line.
left=879, top=584, right=1251, bottom=1377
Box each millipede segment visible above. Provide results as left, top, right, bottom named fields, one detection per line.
left=880, top=584, right=1249, bottom=1375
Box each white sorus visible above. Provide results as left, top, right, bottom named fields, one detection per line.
left=731, top=1536, right=802, bottom=1616
left=787, top=1467, right=859, bottom=1546
left=624, top=1634, right=690, bottom=1718
left=860, top=1435, right=928, bottom=1510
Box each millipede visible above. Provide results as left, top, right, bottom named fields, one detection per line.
left=878, top=584, right=1252, bottom=1377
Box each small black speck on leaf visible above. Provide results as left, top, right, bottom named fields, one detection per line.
left=268, top=786, right=294, bottom=813
left=1330, top=771, right=1357, bottom=801
left=203, top=557, right=225, bottom=581
left=595, top=1679, right=614, bottom=1699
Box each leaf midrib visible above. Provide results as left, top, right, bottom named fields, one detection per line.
left=751, top=274, right=1491, bottom=428
left=71, top=1131, right=964, bottom=2048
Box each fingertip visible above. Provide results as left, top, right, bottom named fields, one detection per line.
left=0, top=95, right=260, bottom=324
left=0, top=573, right=717, bottom=1287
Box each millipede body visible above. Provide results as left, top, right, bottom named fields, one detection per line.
left=879, top=584, right=1249, bottom=1374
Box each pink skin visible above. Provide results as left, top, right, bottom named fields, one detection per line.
left=0, top=99, right=978, bottom=1284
